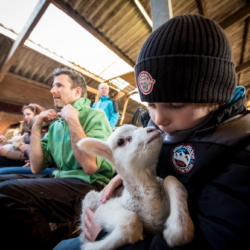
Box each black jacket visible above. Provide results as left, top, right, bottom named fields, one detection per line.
left=154, top=96, right=250, bottom=250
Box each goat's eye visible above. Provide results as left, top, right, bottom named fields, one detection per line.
left=117, top=138, right=125, bottom=146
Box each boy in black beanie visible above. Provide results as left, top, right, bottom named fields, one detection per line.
left=54, top=14, right=250, bottom=250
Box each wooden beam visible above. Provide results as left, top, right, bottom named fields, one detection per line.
left=196, top=0, right=208, bottom=17
left=119, top=92, right=137, bottom=125
left=52, top=0, right=135, bottom=67
left=0, top=101, right=23, bottom=113
left=7, top=72, right=51, bottom=89
left=237, top=17, right=250, bottom=84
left=219, top=3, right=250, bottom=29
left=236, top=60, right=250, bottom=74
left=113, top=91, right=126, bottom=101
left=94, top=93, right=99, bottom=103
left=7, top=72, right=99, bottom=95
left=87, top=85, right=98, bottom=95
left=0, top=0, right=52, bottom=83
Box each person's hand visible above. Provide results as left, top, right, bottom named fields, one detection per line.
left=84, top=208, right=102, bottom=242
left=100, top=174, right=123, bottom=204
left=0, top=135, right=6, bottom=143
left=58, top=104, right=79, bottom=122
left=0, top=147, right=8, bottom=156
left=19, top=143, right=30, bottom=152
left=34, top=109, right=59, bottom=129
left=23, top=160, right=30, bottom=167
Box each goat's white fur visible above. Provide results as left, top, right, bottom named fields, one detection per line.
left=77, top=125, right=194, bottom=250
left=1, top=133, right=28, bottom=150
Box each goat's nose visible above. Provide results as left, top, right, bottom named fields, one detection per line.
left=146, top=127, right=156, bottom=133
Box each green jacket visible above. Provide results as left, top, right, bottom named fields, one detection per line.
left=41, top=98, right=114, bottom=186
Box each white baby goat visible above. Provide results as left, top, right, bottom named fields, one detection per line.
left=1, top=133, right=28, bottom=150
left=77, top=125, right=194, bottom=250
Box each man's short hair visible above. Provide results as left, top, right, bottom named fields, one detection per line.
left=52, top=68, right=87, bottom=97
left=98, top=82, right=109, bottom=90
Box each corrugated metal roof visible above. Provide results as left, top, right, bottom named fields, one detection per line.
left=1, top=0, right=250, bottom=117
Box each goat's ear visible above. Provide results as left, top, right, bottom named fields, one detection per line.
left=77, top=138, right=113, bottom=162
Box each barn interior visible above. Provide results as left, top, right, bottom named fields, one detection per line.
left=0, top=0, right=249, bottom=135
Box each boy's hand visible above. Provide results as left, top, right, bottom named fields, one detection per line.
left=0, top=135, right=6, bottom=143
left=34, top=109, right=59, bottom=129
left=58, top=104, right=79, bottom=122
left=23, top=160, right=30, bottom=168
left=100, top=174, right=123, bottom=203
left=19, top=143, right=30, bottom=152
left=84, top=208, right=102, bottom=242
left=0, top=147, right=8, bottom=156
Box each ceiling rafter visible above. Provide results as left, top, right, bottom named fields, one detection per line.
left=0, top=0, right=52, bottom=84
left=219, top=2, right=250, bottom=29
left=237, top=17, right=250, bottom=84
left=196, top=0, right=208, bottom=17
left=236, top=60, right=250, bottom=74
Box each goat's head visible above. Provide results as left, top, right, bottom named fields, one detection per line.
left=77, top=125, right=163, bottom=175
left=8, top=133, right=28, bottom=149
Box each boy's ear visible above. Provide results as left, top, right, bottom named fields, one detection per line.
left=77, top=138, right=113, bottom=162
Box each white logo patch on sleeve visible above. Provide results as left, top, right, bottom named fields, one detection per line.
left=171, top=144, right=196, bottom=174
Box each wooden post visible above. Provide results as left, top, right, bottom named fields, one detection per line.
left=0, top=0, right=52, bottom=83
left=95, top=92, right=100, bottom=103
left=119, top=92, right=138, bottom=125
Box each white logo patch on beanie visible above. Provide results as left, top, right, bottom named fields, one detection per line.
left=138, top=71, right=156, bottom=95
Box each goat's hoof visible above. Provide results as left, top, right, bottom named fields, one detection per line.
left=163, top=217, right=194, bottom=247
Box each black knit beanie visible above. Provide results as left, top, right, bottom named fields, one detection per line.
left=135, top=14, right=236, bottom=103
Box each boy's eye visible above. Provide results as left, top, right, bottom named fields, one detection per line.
left=148, top=103, right=156, bottom=108
left=170, top=104, right=186, bottom=109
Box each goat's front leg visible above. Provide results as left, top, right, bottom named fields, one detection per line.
left=80, top=190, right=101, bottom=244
left=82, top=199, right=143, bottom=250
left=162, top=176, right=194, bottom=247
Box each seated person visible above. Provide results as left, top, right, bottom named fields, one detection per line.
left=0, top=114, right=54, bottom=175
left=0, top=67, right=114, bottom=250
left=0, top=103, right=45, bottom=167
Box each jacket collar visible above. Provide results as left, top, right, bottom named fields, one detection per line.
left=72, top=97, right=91, bottom=111
left=99, top=95, right=110, bottom=101
left=194, top=95, right=248, bottom=137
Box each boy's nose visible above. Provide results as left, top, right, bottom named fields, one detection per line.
left=154, top=112, right=170, bottom=126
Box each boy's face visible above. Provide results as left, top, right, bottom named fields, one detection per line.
left=148, top=103, right=212, bottom=135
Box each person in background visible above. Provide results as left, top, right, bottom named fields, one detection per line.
left=54, top=14, right=250, bottom=250
left=0, top=114, right=54, bottom=175
left=0, top=103, right=45, bottom=167
left=92, top=82, right=119, bottom=130
left=0, top=67, right=114, bottom=250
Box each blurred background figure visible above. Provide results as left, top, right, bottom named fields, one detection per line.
left=0, top=103, right=45, bottom=167
left=92, top=83, right=119, bottom=130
